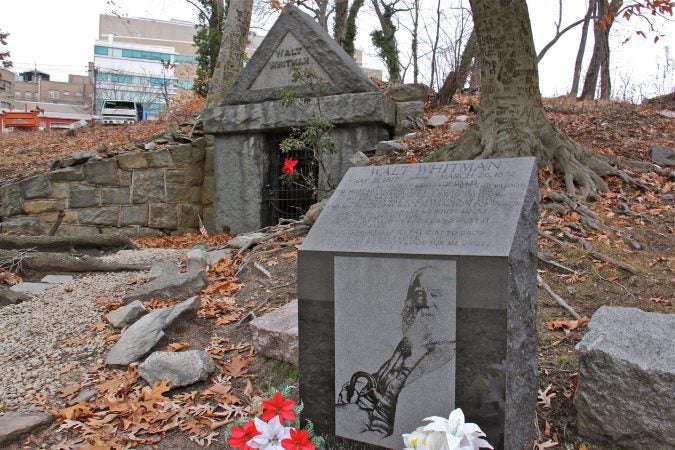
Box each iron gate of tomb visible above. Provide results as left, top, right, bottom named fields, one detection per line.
left=264, top=134, right=318, bottom=226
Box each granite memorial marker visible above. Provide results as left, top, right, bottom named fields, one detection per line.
left=298, top=157, right=539, bottom=450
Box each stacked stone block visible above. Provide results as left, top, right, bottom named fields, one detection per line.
left=0, top=137, right=215, bottom=237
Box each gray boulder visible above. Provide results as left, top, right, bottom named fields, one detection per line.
left=657, top=110, right=675, bottom=119
left=348, top=151, right=370, bottom=167
left=148, top=260, right=180, bottom=280
left=375, top=140, right=406, bottom=156
left=106, top=300, right=147, bottom=328
left=0, top=286, right=30, bottom=307
left=106, top=296, right=200, bottom=367
left=427, top=114, right=449, bottom=128
left=227, top=232, right=267, bottom=249
left=450, top=121, right=470, bottom=132
left=139, top=350, right=215, bottom=388
left=385, top=83, right=428, bottom=102
left=650, top=145, right=675, bottom=167
left=302, top=200, right=327, bottom=226
left=250, top=299, right=299, bottom=366
left=0, top=411, right=54, bottom=446
left=123, top=269, right=208, bottom=304
left=206, top=249, right=231, bottom=266
left=186, top=248, right=208, bottom=273
left=575, top=306, right=675, bottom=449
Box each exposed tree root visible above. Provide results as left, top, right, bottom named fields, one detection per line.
left=554, top=228, right=638, bottom=275
left=538, top=252, right=576, bottom=274
left=537, top=274, right=581, bottom=319
left=427, top=115, right=649, bottom=201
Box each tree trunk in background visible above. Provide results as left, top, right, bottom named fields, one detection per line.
left=410, top=0, right=420, bottom=84
left=429, top=0, right=625, bottom=200
left=205, top=0, right=253, bottom=108
left=580, top=0, right=620, bottom=100
left=371, top=0, right=402, bottom=83
left=434, top=29, right=476, bottom=106
left=569, top=0, right=595, bottom=97
left=334, top=0, right=348, bottom=45
left=334, top=0, right=364, bottom=57
left=429, top=0, right=442, bottom=90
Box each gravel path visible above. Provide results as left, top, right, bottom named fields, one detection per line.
left=0, top=249, right=184, bottom=411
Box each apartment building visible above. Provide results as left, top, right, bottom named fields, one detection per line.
left=13, top=72, right=90, bottom=106
left=0, top=67, right=14, bottom=110
left=93, top=15, right=199, bottom=118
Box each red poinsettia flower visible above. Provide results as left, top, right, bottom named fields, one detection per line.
left=281, top=428, right=315, bottom=450
left=261, top=392, right=296, bottom=422
left=282, top=159, right=299, bottom=176
left=228, top=420, right=260, bottom=450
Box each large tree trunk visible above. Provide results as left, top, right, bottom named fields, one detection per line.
left=205, top=0, right=253, bottom=108
left=429, top=0, right=627, bottom=200
left=569, top=0, right=595, bottom=97
left=433, top=29, right=476, bottom=106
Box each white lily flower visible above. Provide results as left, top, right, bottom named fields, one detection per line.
left=247, top=416, right=291, bottom=450
left=422, top=408, right=493, bottom=450
left=403, top=426, right=433, bottom=450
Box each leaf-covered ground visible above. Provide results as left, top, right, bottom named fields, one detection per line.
left=2, top=96, right=674, bottom=449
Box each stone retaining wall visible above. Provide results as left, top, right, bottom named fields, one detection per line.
left=0, top=136, right=216, bottom=237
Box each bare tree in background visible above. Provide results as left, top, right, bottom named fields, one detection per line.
left=295, top=0, right=332, bottom=29
left=569, top=0, right=596, bottom=98
left=371, top=0, right=406, bottom=82
left=206, top=0, right=253, bottom=107
left=334, top=0, right=365, bottom=56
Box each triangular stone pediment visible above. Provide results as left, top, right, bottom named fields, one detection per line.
left=221, top=4, right=379, bottom=105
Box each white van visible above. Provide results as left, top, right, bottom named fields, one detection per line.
left=100, top=100, right=143, bottom=125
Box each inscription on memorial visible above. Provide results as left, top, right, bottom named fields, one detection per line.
left=250, top=32, right=331, bottom=90
left=301, top=157, right=537, bottom=256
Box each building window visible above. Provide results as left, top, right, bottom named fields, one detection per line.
left=49, top=90, right=59, bottom=100
left=15, top=91, right=21, bottom=99
left=94, top=45, right=109, bottom=55
left=25, top=92, right=31, bottom=100
left=76, top=91, right=82, bottom=97
left=64, top=91, right=70, bottom=96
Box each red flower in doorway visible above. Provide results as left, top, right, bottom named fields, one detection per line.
left=282, top=159, right=299, bottom=175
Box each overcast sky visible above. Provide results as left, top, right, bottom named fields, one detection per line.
left=2, top=0, right=673, bottom=100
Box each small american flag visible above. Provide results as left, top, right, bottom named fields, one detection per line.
left=198, top=214, right=208, bottom=236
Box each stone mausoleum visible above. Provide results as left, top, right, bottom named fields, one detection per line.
left=203, top=5, right=397, bottom=234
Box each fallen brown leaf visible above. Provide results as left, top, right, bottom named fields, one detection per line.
left=545, top=316, right=590, bottom=333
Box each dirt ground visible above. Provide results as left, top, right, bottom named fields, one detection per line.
left=3, top=98, right=674, bottom=449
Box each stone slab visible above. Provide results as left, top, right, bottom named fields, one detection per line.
left=298, top=157, right=539, bottom=449
left=219, top=4, right=378, bottom=106
left=107, top=300, right=148, bottom=328
left=40, top=275, right=74, bottom=284
left=10, top=282, right=53, bottom=293
left=575, top=306, right=675, bottom=449
left=250, top=299, right=299, bottom=366
left=106, top=296, right=200, bottom=367
left=203, top=92, right=395, bottom=135
left=0, top=412, right=54, bottom=445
